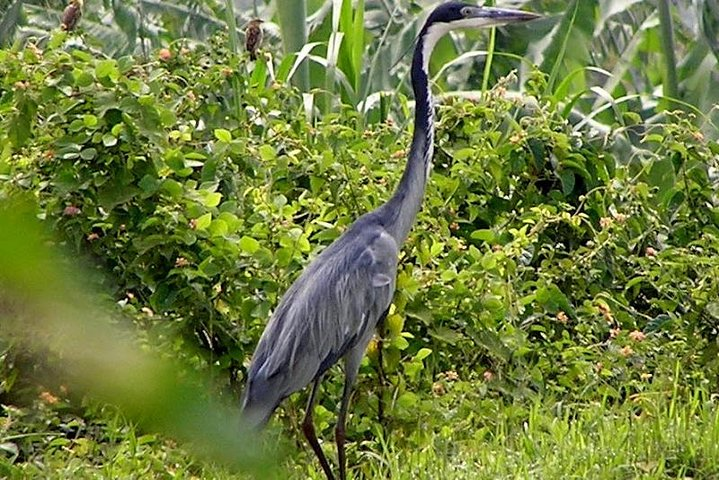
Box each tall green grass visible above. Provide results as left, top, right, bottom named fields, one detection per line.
left=8, top=380, right=716, bottom=479
left=353, top=389, right=719, bottom=479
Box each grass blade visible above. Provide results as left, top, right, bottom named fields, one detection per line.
left=481, top=0, right=496, bottom=93
left=657, top=0, right=679, bottom=101
left=547, top=0, right=580, bottom=92
left=277, top=0, right=309, bottom=90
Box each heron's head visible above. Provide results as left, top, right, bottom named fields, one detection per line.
left=414, top=2, right=540, bottom=71
left=425, top=2, right=540, bottom=32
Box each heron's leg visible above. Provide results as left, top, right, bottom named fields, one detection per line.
left=377, top=335, right=385, bottom=424
left=337, top=350, right=363, bottom=480
left=302, top=376, right=335, bottom=480
left=376, top=308, right=389, bottom=426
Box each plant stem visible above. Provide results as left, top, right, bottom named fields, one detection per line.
left=223, top=0, right=243, bottom=122
left=481, top=0, right=496, bottom=93
left=547, top=0, right=579, bottom=92
left=224, top=0, right=240, bottom=54
left=657, top=0, right=679, bottom=100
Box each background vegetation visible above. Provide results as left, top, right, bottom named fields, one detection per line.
left=1, top=0, right=719, bottom=478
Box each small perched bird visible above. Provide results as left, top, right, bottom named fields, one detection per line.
left=244, top=19, right=264, bottom=61
left=241, top=3, right=540, bottom=480
left=60, top=0, right=83, bottom=32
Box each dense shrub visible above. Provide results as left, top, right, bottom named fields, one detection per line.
left=1, top=31, right=719, bottom=457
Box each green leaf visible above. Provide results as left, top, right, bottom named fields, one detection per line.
left=392, top=336, right=409, bottom=350
left=80, top=148, right=97, bottom=160
left=429, top=326, right=464, bottom=345
left=74, top=70, right=94, bottom=87
left=387, top=313, right=404, bottom=337
left=249, top=57, right=269, bottom=91
left=471, top=229, right=495, bottom=242
left=453, top=148, right=476, bottom=161
left=481, top=254, right=497, bottom=270
left=558, top=169, right=576, bottom=195
left=138, top=176, right=159, bottom=196
left=397, top=392, right=418, bottom=409
left=199, top=257, right=221, bottom=277
left=536, top=283, right=574, bottom=314
left=95, top=60, right=119, bottom=81
left=472, top=330, right=512, bottom=363
left=161, top=179, right=183, bottom=198
left=706, top=302, right=719, bottom=320
left=404, top=361, right=422, bottom=381
left=9, top=96, right=36, bottom=148
left=158, top=107, right=177, bottom=127
left=647, top=157, right=676, bottom=204
left=201, top=192, right=222, bottom=208
left=102, top=133, right=118, bottom=147
left=239, top=236, right=260, bottom=254
left=209, top=219, right=229, bottom=237
left=625, top=276, right=645, bottom=290
left=165, top=149, right=193, bottom=177
left=258, top=145, right=276, bottom=161
left=483, top=296, right=503, bottom=311
left=275, top=247, right=293, bottom=266
left=83, top=114, right=99, bottom=128
left=195, top=213, right=212, bottom=230
left=214, top=129, right=232, bottom=143
left=414, top=348, right=432, bottom=361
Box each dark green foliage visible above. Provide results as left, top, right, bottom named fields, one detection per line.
left=1, top=30, right=719, bottom=475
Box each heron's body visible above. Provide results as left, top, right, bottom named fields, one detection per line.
left=243, top=21, right=436, bottom=428
left=242, top=213, right=398, bottom=427
left=242, top=3, right=539, bottom=479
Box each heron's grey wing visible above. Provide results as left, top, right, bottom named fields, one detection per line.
left=243, top=225, right=398, bottom=417
left=312, top=227, right=399, bottom=371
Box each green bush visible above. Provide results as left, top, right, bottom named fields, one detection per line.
left=2, top=30, right=719, bottom=471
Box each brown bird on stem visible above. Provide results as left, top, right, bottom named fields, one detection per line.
left=244, top=19, right=264, bottom=61
left=61, top=0, right=83, bottom=32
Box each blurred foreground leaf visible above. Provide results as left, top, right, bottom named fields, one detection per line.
left=0, top=198, right=281, bottom=478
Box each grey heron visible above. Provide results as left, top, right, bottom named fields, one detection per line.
left=241, top=3, right=540, bottom=479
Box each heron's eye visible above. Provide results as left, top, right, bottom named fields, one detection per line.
left=460, top=7, right=473, bottom=17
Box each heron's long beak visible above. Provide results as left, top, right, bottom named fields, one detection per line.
left=464, top=6, right=541, bottom=27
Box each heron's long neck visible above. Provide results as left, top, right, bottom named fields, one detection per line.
left=382, top=24, right=445, bottom=244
